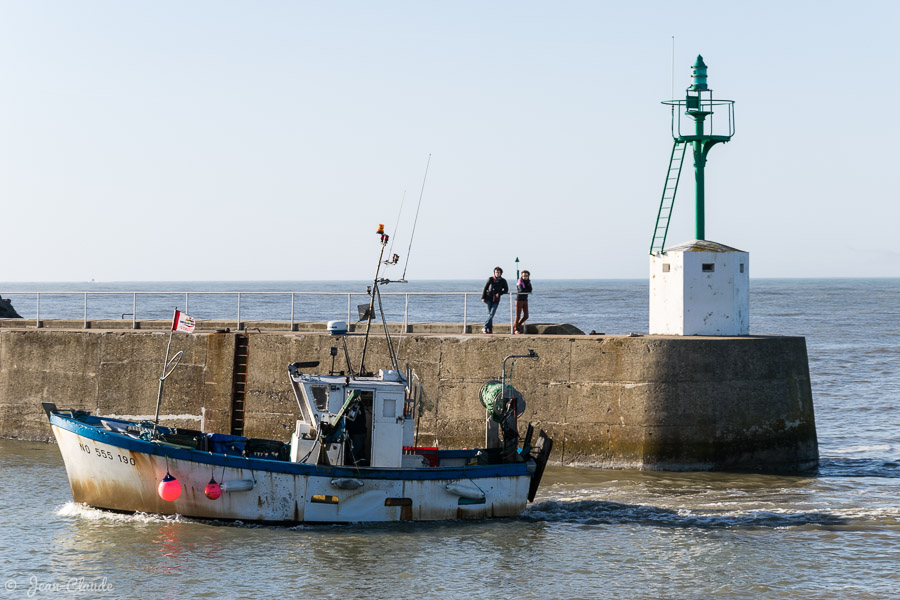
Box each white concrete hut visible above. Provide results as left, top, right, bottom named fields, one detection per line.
left=649, top=240, right=749, bottom=336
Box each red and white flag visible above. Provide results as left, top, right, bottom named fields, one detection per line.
left=172, top=310, right=196, bottom=333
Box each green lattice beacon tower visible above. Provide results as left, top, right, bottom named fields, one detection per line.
left=649, top=56, right=748, bottom=336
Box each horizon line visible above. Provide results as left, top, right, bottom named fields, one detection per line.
left=2, top=276, right=900, bottom=285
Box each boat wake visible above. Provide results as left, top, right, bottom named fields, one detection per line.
left=819, top=456, right=900, bottom=478
left=830, top=444, right=896, bottom=454
left=522, top=499, right=899, bottom=529
left=55, top=502, right=299, bottom=529
left=54, top=499, right=899, bottom=531
left=56, top=502, right=194, bottom=524
left=54, top=502, right=422, bottom=530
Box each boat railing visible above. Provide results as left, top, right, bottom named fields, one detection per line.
left=1, top=290, right=528, bottom=334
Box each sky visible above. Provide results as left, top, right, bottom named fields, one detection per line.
left=1, top=1, right=898, bottom=282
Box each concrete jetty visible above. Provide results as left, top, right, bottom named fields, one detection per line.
left=0, top=322, right=818, bottom=473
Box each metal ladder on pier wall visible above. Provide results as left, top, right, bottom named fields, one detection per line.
left=230, top=334, right=249, bottom=436
left=650, top=140, right=687, bottom=254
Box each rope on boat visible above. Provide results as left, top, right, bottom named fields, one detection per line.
left=479, top=380, right=522, bottom=423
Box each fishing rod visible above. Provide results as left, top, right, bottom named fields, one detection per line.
left=401, top=154, right=431, bottom=281
left=379, top=155, right=430, bottom=284
left=359, top=156, right=431, bottom=366
left=386, top=189, right=405, bottom=263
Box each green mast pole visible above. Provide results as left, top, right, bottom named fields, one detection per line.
left=688, top=55, right=709, bottom=241
left=693, top=119, right=706, bottom=241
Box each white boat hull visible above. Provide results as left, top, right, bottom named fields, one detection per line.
left=50, top=415, right=534, bottom=523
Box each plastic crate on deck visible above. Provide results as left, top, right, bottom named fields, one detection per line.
left=403, top=446, right=439, bottom=467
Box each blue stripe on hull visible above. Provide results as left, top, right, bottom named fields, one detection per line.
left=49, top=413, right=533, bottom=481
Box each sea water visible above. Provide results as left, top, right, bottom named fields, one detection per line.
left=1, top=279, right=898, bottom=599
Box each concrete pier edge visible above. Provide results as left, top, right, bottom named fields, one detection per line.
left=0, top=323, right=818, bottom=473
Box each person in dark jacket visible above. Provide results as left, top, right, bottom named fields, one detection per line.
left=514, top=270, right=532, bottom=334
left=481, top=266, right=508, bottom=334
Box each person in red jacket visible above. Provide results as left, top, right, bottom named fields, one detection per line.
left=514, top=270, right=532, bottom=334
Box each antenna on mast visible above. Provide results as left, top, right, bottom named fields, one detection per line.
left=671, top=36, right=676, bottom=99
left=401, top=154, right=431, bottom=281
left=387, top=189, right=406, bottom=261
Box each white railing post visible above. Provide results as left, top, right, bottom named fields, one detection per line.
left=237, top=293, right=242, bottom=330
left=36, top=293, right=41, bottom=328
left=404, top=293, right=409, bottom=333
left=185, top=293, right=189, bottom=314
left=83, top=293, right=88, bottom=329
left=290, top=293, right=296, bottom=331
left=347, top=294, right=351, bottom=326
left=132, top=293, right=137, bottom=329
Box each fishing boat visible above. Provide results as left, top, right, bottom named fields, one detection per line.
left=45, top=226, right=552, bottom=523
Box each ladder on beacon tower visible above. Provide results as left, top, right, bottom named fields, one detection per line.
left=650, top=55, right=735, bottom=255
left=650, top=140, right=687, bottom=254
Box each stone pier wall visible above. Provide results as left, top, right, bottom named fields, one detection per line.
left=0, top=326, right=818, bottom=472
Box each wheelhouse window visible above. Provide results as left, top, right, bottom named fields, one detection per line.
left=311, top=386, right=328, bottom=411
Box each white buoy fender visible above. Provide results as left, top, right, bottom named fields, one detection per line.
left=445, top=482, right=485, bottom=500
left=330, top=478, right=364, bottom=490
left=220, top=479, right=255, bottom=493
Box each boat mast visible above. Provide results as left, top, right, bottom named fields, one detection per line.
left=358, top=225, right=400, bottom=376
left=152, top=309, right=185, bottom=437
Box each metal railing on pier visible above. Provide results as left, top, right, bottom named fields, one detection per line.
left=1, top=290, right=525, bottom=333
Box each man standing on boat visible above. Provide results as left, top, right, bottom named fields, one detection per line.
left=481, top=266, right=508, bottom=334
